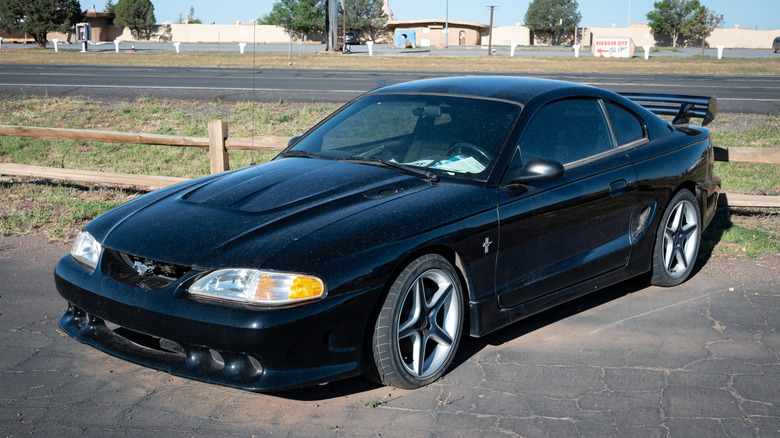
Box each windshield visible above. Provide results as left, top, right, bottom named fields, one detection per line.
left=288, top=94, right=522, bottom=180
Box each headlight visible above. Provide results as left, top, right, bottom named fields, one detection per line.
left=71, top=231, right=103, bottom=272
left=189, top=269, right=326, bottom=306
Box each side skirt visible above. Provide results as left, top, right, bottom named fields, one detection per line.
left=468, top=263, right=648, bottom=338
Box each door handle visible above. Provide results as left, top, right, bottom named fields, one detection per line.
left=609, top=179, right=628, bottom=197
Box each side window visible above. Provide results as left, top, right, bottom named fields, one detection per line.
left=605, top=102, right=645, bottom=146
left=519, top=99, right=613, bottom=165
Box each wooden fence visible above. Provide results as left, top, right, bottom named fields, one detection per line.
left=0, top=121, right=778, bottom=208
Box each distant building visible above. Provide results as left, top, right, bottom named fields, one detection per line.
left=85, top=10, right=116, bottom=41
left=386, top=19, right=489, bottom=48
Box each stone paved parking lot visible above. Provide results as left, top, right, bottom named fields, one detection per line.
left=1, top=235, right=778, bottom=437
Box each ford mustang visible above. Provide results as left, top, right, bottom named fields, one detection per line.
left=55, top=76, right=720, bottom=392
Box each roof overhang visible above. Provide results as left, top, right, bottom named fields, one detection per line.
left=385, top=19, right=489, bottom=32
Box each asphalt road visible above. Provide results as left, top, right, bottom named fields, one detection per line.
left=1, top=63, right=779, bottom=114
left=1, top=236, right=779, bottom=437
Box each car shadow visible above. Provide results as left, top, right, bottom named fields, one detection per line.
left=274, top=278, right=649, bottom=401
left=696, top=206, right=731, bottom=270
left=453, top=279, right=647, bottom=366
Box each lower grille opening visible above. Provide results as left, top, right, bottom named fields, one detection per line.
left=85, top=309, right=263, bottom=380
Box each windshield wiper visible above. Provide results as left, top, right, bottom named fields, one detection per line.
left=338, top=156, right=439, bottom=183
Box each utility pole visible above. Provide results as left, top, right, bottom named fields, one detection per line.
left=326, top=0, right=338, bottom=51
left=487, top=6, right=497, bottom=56
left=445, top=0, right=449, bottom=49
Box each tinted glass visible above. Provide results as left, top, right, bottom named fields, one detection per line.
left=291, top=94, right=522, bottom=180
left=606, top=102, right=645, bottom=146
left=519, top=99, right=613, bottom=164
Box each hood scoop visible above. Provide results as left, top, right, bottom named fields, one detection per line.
left=181, top=158, right=416, bottom=214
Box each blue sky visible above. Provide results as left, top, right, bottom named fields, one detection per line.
left=146, top=0, right=779, bottom=31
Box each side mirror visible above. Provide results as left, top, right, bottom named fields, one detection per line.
left=508, top=158, right=565, bottom=184
left=287, top=136, right=301, bottom=147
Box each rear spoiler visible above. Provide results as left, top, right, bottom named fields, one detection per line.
left=620, top=93, right=717, bottom=126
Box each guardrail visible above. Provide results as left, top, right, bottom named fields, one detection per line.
left=0, top=122, right=778, bottom=208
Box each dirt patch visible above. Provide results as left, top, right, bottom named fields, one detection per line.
left=702, top=253, right=780, bottom=283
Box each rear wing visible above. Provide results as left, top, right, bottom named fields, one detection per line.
left=620, top=93, right=717, bottom=126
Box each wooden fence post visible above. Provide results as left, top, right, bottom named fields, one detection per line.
left=208, top=120, right=230, bottom=174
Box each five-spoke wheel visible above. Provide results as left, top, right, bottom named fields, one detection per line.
left=648, top=190, right=701, bottom=286
left=369, top=254, right=463, bottom=388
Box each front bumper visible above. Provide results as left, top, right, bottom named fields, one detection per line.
left=55, top=254, right=379, bottom=392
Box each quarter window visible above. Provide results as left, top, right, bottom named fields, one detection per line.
left=605, top=102, right=645, bottom=146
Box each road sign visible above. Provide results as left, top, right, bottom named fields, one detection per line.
left=592, top=37, right=635, bottom=58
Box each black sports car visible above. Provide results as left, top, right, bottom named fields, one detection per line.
left=55, top=76, right=720, bottom=392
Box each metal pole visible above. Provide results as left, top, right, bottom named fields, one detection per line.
left=487, top=6, right=497, bottom=56
left=342, top=0, right=346, bottom=52
left=250, top=19, right=256, bottom=165
left=445, top=0, right=448, bottom=49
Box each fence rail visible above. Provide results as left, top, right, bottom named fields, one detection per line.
left=0, top=121, right=778, bottom=208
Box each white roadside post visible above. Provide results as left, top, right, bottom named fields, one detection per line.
left=643, top=45, right=651, bottom=60
left=114, top=38, right=120, bottom=52
left=366, top=41, right=374, bottom=56
left=53, top=39, right=59, bottom=52
left=239, top=42, right=246, bottom=53
left=511, top=43, right=518, bottom=56
left=573, top=44, right=581, bottom=57
left=717, top=45, right=724, bottom=59
left=0, top=37, right=3, bottom=49
left=174, top=42, right=181, bottom=53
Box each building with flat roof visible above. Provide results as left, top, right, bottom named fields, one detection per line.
left=386, top=19, right=489, bottom=48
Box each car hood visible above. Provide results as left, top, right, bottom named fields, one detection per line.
left=88, top=158, right=433, bottom=268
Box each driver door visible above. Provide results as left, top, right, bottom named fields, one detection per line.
left=495, top=98, right=638, bottom=308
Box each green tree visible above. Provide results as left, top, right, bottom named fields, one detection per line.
left=340, top=0, right=387, bottom=41
left=113, top=0, right=155, bottom=39
left=646, top=0, right=701, bottom=48
left=186, top=6, right=201, bottom=24
left=0, top=0, right=85, bottom=48
left=260, top=0, right=324, bottom=36
left=684, top=6, right=723, bottom=55
left=523, top=0, right=581, bottom=46
left=104, top=0, right=115, bottom=13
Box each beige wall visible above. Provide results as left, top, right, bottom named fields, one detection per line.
left=118, top=23, right=292, bottom=43
left=707, top=25, right=778, bottom=49
left=584, top=23, right=778, bottom=50
left=50, top=24, right=292, bottom=44
left=486, top=25, right=532, bottom=46
left=483, top=23, right=778, bottom=49
left=47, top=22, right=778, bottom=49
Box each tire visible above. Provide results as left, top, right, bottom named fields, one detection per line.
left=647, top=190, right=701, bottom=287
left=369, top=254, right=464, bottom=389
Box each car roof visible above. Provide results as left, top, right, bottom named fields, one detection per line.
left=369, top=76, right=592, bottom=105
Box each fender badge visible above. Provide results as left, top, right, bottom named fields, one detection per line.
left=483, top=237, right=493, bottom=254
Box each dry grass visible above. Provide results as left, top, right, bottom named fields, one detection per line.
left=1, top=47, right=779, bottom=75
